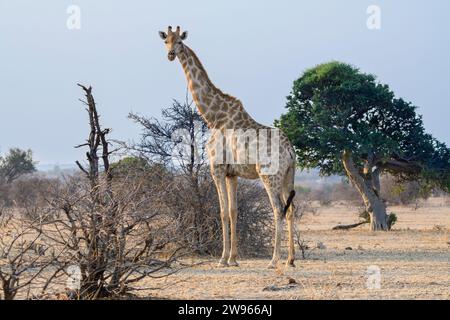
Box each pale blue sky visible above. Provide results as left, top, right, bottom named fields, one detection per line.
left=0, top=0, right=449, bottom=166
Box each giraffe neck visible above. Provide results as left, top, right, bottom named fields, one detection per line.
left=177, top=46, right=251, bottom=129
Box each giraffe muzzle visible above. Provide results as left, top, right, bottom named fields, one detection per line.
left=168, top=51, right=176, bottom=61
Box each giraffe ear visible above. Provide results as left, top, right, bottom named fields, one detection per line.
left=180, top=31, right=188, bottom=40
left=158, top=31, right=167, bottom=40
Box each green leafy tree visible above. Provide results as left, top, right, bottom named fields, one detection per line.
left=0, top=148, right=36, bottom=184
left=111, top=156, right=152, bottom=176
left=276, top=62, right=450, bottom=230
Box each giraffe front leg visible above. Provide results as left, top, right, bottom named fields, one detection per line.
left=218, top=210, right=230, bottom=267
left=226, top=176, right=239, bottom=267
left=214, top=175, right=230, bottom=267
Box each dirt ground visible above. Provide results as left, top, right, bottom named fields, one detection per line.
left=142, top=198, right=450, bottom=300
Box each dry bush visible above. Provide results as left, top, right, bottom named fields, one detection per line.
left=159, top=166, right=274, bottom=258
left=308, top=182, right=361, bottom=206
left=0, top=210, right=64, bottom=300
left=235, top=180, right=274, bottom=257
left=8, top=176, right=56, bottom=206
left=41, top=171, right=187, bottom=299
left=35, top=84, right=191, bottom=299
left=0, top=184, right=10, bottom=207
left=310, top=185, right=333, bottom=206
left=445, top=195, right=450, bottom=206
left=293, top=194, right=318, bottom=257
left=295, top=193, right=318, bottom=216
left=381, top=175, right=427, bottom=207
left=8, top=176, right=60, bottom=221
left=329, top=181, right=361, bottom=203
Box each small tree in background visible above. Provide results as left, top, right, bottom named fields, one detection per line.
left=0, top=148, right=36, bottom=185
left=277, top=62, right=450, bottom=230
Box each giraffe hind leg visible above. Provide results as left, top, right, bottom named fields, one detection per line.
left=283, top=166, right=296, bottom=267
left=263, top=186, right=285, bottom=269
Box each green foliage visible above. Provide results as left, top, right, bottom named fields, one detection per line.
left=111, top=156, right=151, bottom=173
left=421, top=140, right=450, bottom=192
left=391, top=184, right=405, bottom=197
left=0, top=148, right=36, bottom=184
left=110, top=156, right=169, bottom=183
left=387, top=213, right=397, bottom=229
left=276, top=61, right=450, bottom=190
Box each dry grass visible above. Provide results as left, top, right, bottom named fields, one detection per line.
left=136, top=197, right=450, bottom=300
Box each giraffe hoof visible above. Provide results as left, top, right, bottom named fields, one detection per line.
left=228, top=260, right=239, bottom=267
left=217, top=259, right=228, bottom=267
left=285, top=261, right=296, bottom=268
left=267, top=260, right=277, bottom=269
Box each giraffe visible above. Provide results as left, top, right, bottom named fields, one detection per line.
left=159, top=26, right=297, bottom=268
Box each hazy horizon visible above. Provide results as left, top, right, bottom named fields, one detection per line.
left=1, top=1, right=449, bottom=165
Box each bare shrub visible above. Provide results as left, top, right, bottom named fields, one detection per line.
left=44, top=172, right=185, bottom=299
left=310, top=185, right=333, bottom=206
left=307, top=181, right=361, bottom=206
left=329, top=181, right=361, bottom=203
left=0, top=211, right=63, bottom=300
left=158, top=166, right=274, bottom=258
left=295, top=194, right=318, bottom=216
left=236, top=181, right=273, bottom=257
left=36, top=84, right=189, bottom=299
left=292, top=197, right=315, bottom=260
left=445, top=195, right=450, bottom=207
left=8, top=176, right=59, bottom=221
left=381, top=175, right=428, bottom=208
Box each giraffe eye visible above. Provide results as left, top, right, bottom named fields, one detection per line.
left=164, top=40, right=168, bottom=44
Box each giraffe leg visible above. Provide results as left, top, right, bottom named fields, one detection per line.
left=213, top=174, right=230, bottom=267
left=226, top=176, right=239, bottom=267
left=262, top=184, right=285, bottom=269
left=285, top=202, right=296, bottom=267
left=283, top=167, right=296, bottom=267
left=269, top=204, right=284, bottom=269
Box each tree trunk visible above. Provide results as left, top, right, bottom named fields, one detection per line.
left=365, top=188, right=389, bottom=230
left=342, top=150, right=389, bottom=231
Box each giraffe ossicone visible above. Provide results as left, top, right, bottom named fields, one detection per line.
left=159, top=26, right=297, bottom=268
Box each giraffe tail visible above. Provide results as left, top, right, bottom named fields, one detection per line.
left=283, top=190, right=296, bottom=217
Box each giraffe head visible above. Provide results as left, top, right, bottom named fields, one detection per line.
left=158, top=26, right=188, bottom=61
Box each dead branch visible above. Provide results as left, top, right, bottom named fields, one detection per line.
left=332, top=221, right=368, bottom=230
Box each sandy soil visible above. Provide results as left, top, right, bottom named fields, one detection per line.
left=142, top=198, right=450, bottom=300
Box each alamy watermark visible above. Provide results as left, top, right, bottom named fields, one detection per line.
left=66, top=265, right=81, bottom=291
left=67, top=5, right=81, bottom=30
left=366, top=265, right=381, bottom=289
left=171, top=124, right=282, bottom=175
left=367, top=5, right=381, bottom=30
